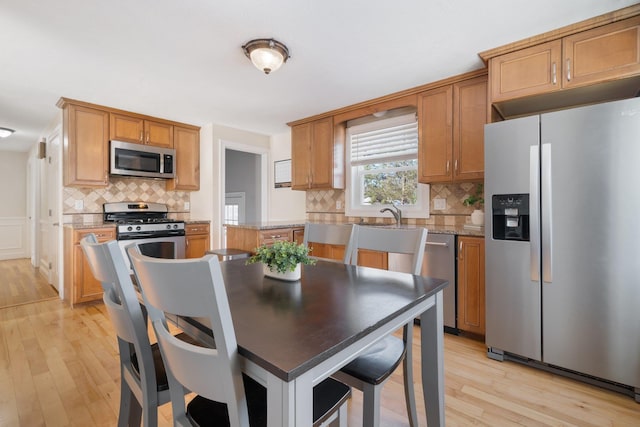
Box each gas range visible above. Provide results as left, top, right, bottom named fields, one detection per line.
left=103, top=202, right=185, bottom=240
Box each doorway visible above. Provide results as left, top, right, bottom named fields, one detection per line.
left=221, top=143, right=268, bottom=246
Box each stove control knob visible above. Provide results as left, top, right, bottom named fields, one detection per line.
left=127, top=226, right=133, bottom=232
left=136, top=226, right=142, bottom=231
left=173, top=224, right=178, bottom=229
left=166, top=224, right=171, bottom=230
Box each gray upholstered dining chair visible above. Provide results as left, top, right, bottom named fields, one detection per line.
left=127, top=245, right=352, bottom=427
left=333, top=225, right=428, bottom=427
left=302, top=222, right=356, bottom=264
left=80, top=234, right=182, bottom=427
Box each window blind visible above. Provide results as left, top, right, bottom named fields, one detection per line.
left=350, top=120, right=418, bottom=166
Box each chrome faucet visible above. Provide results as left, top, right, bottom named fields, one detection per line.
left=380, top=205, right=402, bottom=227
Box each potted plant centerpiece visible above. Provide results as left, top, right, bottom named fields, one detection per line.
left=463, top=183, right=485, bottom=226
left=247, top=240, right=316, bottom=281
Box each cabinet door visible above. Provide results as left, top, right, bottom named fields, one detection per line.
left=357, top=249, right=388, bottom=269
left=72, top=228, right=115, bottom=304
left=110, top=113, right=144, bottom=144
left=453, top=76, right=487, bottom=181
left=291, top=123, right=312, bottom=189
left=489, top=40, right=562, bottom=102
left=563, top=16, right=640, bottom=89
left=169, top=126, right=200, bottom=190
left=418, top=85, right=453, bottom=183
left=457, top=236, right=485, bottom=335
left=145, top=120, right=174, bottom=148
left=186, top=234, right=210, bottom=258
left=309, top=117, right=334, bottom=189
left=64, top=104, right=109, bottom=187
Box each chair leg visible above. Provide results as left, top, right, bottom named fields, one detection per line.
left=118, top=379, right=141, bottom=427
left=362, top=382, right=381, bottom=427
left=403, top=324, right=419, bottom=427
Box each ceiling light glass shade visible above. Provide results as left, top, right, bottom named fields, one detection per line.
left=242, top=39, right=290, bottom=74
left=0, top=127, right=15, bottom=138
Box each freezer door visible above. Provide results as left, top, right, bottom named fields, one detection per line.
left=541, top=98, right=640, bottom=389
left=485, top=115, right=542, bottom=361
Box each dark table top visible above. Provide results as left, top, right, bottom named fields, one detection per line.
left=182, top=259, right=448, bottom=381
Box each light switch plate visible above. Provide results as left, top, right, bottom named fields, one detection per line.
left=74, top=200, right=83, bottom=210
left=433, top=198, right=446, bottom=210
left=336, top=200, right=342, bottom=210
left=184, top=202, right=190, bottom=210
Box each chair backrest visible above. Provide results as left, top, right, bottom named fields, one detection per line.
left=350, top=226, right=428, bottom=275
left=79, top=235, right=158, bottom=392
left=303, top=223, right=356, bottom=264
left=127, top=245, right=249, bottom=427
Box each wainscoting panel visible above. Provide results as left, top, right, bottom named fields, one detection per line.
left=0, top=217, right=28, bottom=260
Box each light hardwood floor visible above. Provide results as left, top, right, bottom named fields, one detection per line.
left=0, top=298, right=638, bottom=426
left=0, top=259, right=58, bottom=309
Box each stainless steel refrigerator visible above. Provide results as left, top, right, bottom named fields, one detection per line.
left=484, top=97, right=640, bottom=402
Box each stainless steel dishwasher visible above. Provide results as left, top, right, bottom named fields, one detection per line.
left=422, top=233, right=457, bottom=332
left=388, top=232, right=457, bottom=332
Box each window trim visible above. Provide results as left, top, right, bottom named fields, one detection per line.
left=345, top=113, right=429, bottom=219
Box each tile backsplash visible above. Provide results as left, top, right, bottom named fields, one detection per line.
left=63, top=177, right=190, bottom=224
left=305, top=182, right=483, bottom=227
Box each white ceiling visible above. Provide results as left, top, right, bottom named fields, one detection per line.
left=0, top=0, right=636, bottom=152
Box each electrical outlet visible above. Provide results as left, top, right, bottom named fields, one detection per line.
left=74, top=200, right=83, bottom=210
left=184, top=202, right=190, bottom=210
left=433, top=198, right=446, bottom=210
left=336, top=200, right=343, bottom=210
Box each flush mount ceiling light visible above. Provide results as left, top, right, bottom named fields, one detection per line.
left=242, top=38, right=290, bottom=74
left=0, top=127, right=15, bottom=138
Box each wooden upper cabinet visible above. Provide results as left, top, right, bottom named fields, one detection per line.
left=488, top=15, right=640, bottom=106
left=145, top=120, right=174, bottom=148
left=418, top=75, right=487, bottom=183
left=453, top=76, right=487, bottom=181
left=63, top=103, right=109, bottom=187
left=490, top=40, right=562, bottom=102
left=291, top=117, right=344, bottom=190
left=168, top=126, right=200, bottom=191
left=418, top=85, right=453, bottom=183
left=563, top=15, right=640, bottom=89
left=291, top=122, right=312, bottom=189
left=110, top=113, right=174, bottom=148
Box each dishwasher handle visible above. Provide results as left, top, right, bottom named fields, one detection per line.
left=425, top=241, right=449, bottom=247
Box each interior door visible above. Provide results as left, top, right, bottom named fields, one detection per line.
left=46, top=129, right=62, bottom=291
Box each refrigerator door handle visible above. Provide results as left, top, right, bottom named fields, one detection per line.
left=530, top=145, right=540, bottom=282
left=541, top=143, right=553, bottom=283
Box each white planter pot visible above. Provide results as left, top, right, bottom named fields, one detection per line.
left=263, top=264, right=301, bottom=281
left=470, top=209, right=485, bottom=226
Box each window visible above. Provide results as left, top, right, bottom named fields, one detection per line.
left=346, top=113, right=429, bottom=218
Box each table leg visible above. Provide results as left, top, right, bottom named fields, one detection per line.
left=266, top=370, right=314, bottom=427
left=421, top=290, right=444, bottom=426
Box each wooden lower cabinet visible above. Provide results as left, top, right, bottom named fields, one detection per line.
left=225, top=226, right=302, bottom=253
left=457, top=236, right=485, bottom=335
left=308, top=242, right=387, bottom=269
left=185, top=223, right=210, bottom=258
left=64, top=227, right=115, bottom=307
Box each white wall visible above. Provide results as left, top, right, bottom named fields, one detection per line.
left=191, top=125, right=306, bottom=249
left=269, top=131, right=306, bottom=221
left=0, top=151, right=29, bottom=259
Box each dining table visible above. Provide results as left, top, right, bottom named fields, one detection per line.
left=174, top=258, right=448, bottom=427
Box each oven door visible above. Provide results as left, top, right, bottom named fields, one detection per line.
left=118, top=235, right=186, bottom=270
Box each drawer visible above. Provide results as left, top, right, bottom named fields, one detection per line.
left=259, top=228, right=293, bottom=246
left=186, top=223, right=210, bottom=235
left=73, top=228, right=115, bottom=243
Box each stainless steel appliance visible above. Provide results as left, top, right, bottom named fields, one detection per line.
left=388, top=231, right=457, bottom=331
left=422, top=233, right=456, bottom=331
left=485, top=97, right=640, bottom=402
left=110, top=140, right=175, bottom=179
left=103, top=202, right=185, bottom=269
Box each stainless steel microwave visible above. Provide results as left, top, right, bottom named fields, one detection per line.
left=110, top=140, right=175, bottom=179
